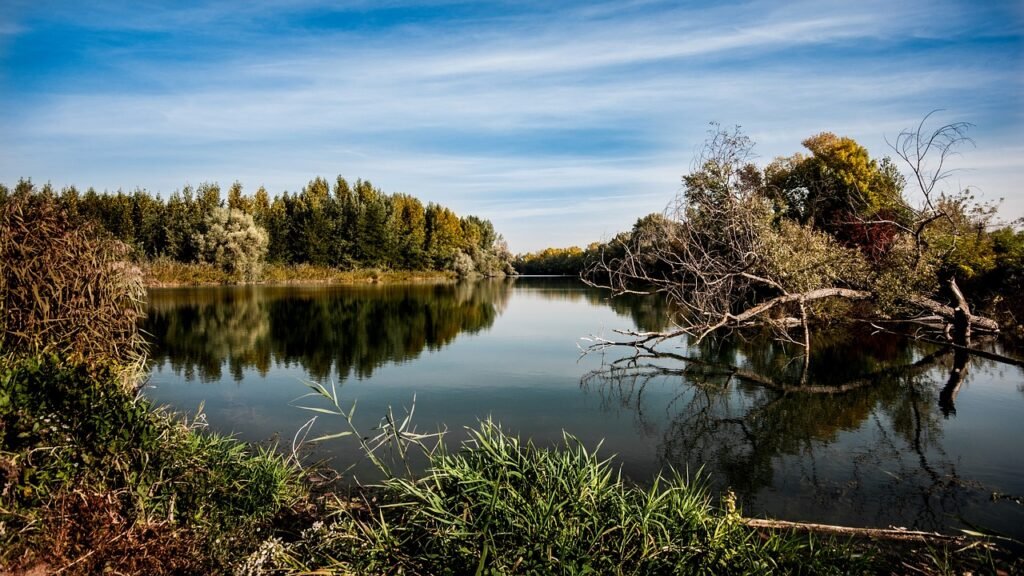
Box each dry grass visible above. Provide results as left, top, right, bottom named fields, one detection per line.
left=0, top=191, right=145, bottom=385
left=26, top=489, right=207, bottom=576
left=143, top=260, right=454, bottom=287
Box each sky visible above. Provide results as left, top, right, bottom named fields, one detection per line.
left=1, top=1, right=1021, bottom=252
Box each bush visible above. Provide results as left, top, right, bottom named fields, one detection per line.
left=194, top=207, right=269, bottom=282
left=451, top=250, right=476, bottom=277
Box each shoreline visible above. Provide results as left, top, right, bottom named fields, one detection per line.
left=141, top=261, right=461, bottom=288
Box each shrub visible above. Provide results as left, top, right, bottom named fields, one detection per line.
left=451, top=250, right=476, bottom=277
left=194, top=207, right=269, bottom=282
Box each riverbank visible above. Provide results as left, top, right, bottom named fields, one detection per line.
left=143, top=260, right=458, bottom=287
left=1, top=357, right=1016, bottom=574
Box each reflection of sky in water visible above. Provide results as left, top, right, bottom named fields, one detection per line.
left=143, top=278, right=1024, bottom=538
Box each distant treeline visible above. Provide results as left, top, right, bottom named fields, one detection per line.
left=514, top=245, right=597, bottom=275
left=514, top=222, right=648, bottom=276
left=0, top=177, right=514, bottom=276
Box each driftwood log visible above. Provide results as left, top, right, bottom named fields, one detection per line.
left=742, top=517, right=972, bottom=544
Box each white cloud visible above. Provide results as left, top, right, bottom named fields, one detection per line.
left=3, top=0, right=1022, bottom=250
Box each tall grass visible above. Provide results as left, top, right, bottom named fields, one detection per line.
left=0, top=190, right=145, bottom=385
left=267, top=382, right=1018, bottom=574
left=270, top=420, right=868, bottom=575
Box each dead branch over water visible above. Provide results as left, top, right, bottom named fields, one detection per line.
left=583, top=117, right=1008, bottom=362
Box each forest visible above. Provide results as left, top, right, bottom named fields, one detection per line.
left=0, top=176, right=515, bottom=282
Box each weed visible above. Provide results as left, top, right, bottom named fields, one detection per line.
left=273, top=414, right=868, bottom=575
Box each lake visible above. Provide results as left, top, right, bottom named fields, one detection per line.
left=143, top=277, right=1024, bottom=539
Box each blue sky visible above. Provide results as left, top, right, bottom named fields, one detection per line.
left=1, top=1, right=1021, bottom=252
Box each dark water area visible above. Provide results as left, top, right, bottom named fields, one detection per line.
left=143, top=277, right=1024, bottom=538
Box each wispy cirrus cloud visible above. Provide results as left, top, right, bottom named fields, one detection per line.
left=1, top=0, right=1021, bottom=250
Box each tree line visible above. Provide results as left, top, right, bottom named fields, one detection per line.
left=514, top=245, right=597, bottom=275
left=0, top=176, right=515, bottom=279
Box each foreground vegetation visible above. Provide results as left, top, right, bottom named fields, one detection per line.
left=263, top=421, right=874, bottom=575
left=0, top=356, right=308, bottom=573
left=3, top=368, right=1015, bottom=574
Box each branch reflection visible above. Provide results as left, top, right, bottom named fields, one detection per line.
left=580, top=329, right=1002, bottom=532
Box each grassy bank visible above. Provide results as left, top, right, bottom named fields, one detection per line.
left=143, top=259, right=457, bottom=287
left=263, top=421, right=1018, bottom=575
left=0, top=355, right=310, bottom=574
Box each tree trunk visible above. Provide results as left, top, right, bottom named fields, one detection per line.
left=949, top=277, right=972, bottom=346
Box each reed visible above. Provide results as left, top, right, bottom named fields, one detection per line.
left=0, top=190, right=145, bottom=385
left=142, top=259, right=455, bottom=286
left=275, top=419, right=869, bottom=575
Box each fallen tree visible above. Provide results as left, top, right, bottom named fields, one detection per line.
left=584, top=116, right=1003, bottom=356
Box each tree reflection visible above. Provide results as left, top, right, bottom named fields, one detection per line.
left=580, top=329, right=1001, bottom=531
left=144, top=280, right=512, bottom=382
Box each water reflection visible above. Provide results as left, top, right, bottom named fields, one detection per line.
left=143, top=278, right=1024, bottom=537
left=581, top=329, right=1024, bottom=534
left=145, top=281, right=512, bottom=382
left=505, top=277, right=673, bottom=333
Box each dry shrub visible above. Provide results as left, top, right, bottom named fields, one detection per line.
left=0, top=190, right=145, bottom=384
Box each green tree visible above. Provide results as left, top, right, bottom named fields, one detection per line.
left=251, top=186, right=271, bottom=226
left=766, top=133, right=908, bottom=239
left=265, top=195, right=292, bottom=263
left=425, top=203, right=462, bottom=269
left=196, top=182, right=222, bottom=213
left=296, top=177, right=335, bottom=266
left=359, top=192, right=392, bottom=267
left=227, top=181, right=252, bottom=213
left=391, top=194, right=427, bottom=269
left=134, top=190, right=166, bottom=257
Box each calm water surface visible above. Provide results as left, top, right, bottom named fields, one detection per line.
left=143, top=277, right=1024, bottom=538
